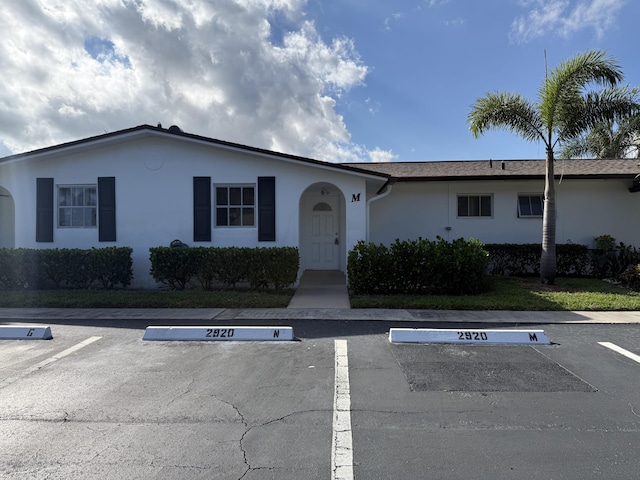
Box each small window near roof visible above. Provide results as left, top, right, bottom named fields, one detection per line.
left=518, top=194, right=544, bottom=217
left=313, top=202, right=332, bottom=212
left=457, top=195, right=492, bottom=217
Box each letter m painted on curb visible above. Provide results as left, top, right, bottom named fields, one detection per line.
left=529, top=333, right=538, bottom=342
left=273, top=330, right=280, bottom=338
left=351, top=193, right=360, bottom=202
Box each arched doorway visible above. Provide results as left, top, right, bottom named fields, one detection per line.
left=299, top=183, right=346, bottom=271
left=0, top=186, right=15, bottom=248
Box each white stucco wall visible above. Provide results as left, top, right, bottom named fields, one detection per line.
left=0, top=134, right=377, bottom=288
left=369, top=179, right=640, bottom=248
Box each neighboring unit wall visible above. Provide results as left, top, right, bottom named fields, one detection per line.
left=369, top=179, right=640, bottom=248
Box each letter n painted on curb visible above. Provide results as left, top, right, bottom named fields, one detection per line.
left=529, top=333, right=538, bottom=342
left=273, top=330, right=280, bottom=338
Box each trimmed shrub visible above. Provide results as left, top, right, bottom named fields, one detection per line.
left=348, top=237, right=489, bottom=295
left=149, top=247, right=200, bottom=290
left=486, top=243, right=592, bottom=277
left=92, top=247, right=133, bottom=289
left=149, top=246, right=299, bottom=291
left=0, top=247, right=133, bottom=290
left=621, top=264, right=640, bottom=291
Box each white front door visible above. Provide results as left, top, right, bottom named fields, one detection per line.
left=304, top=195, right=340, bottom=270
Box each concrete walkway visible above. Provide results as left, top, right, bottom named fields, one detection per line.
left=286, top=270, right=351, bottom=309
left=0, top=308, right=640, bottom=324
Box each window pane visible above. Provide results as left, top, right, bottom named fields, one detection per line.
left=73, top=187, right=84, bottom=206
left=531, top=196, right=543, bottom=216
left=229, top=187, right=241, bottom=205
left=86, top=187, right=97, bottom=206
left=59, top=208, right=71, bottom=226
left=72, top=207, right=84, bottom=226
left=480, top=196, right=491, bottom=216
left=457, top=196, right=468, bottom=216
left=59, top=188, right=71, bottom=206
left=216, top=188, right=228, bottom=206
left=469, top=196, right=480, bottom=216
left=518, top=196, right=532, bottom=216
left=216, top=208, right=228, bottom=226
left=313, top=202, right=332, bottom=212
left=229, top=207, right=241, bottom=226
left=243, top=187, right=254, bottom=206
left=243, top=207, right=254, bottom=226
left=86, top=208, right=97, bottom=227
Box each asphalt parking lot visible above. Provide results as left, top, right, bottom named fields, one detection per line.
left=1, top=319, right=639, bottom=479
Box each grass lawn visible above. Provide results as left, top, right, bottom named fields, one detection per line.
left=0, top=288, right=295, bottom=309
left=350, top=276, right=640, bottom=310
left=0, top=277, right=639, bottom=310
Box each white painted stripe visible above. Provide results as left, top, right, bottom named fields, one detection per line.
left=389, top=328, right=550, bottom=345
left=142, top=326, right=294, bottom=341
left=0, top=325, right=53, bottom=340
left=332, top=339, right=354, bottom=480
left=598, top=342, right=640, bottom=364
left=0, top=336, right=102, bottom=390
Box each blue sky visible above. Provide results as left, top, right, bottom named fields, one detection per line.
left=1, top=0, right=638, bottom=162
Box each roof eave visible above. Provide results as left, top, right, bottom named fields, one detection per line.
left=0, top=125, right=390, bottom=182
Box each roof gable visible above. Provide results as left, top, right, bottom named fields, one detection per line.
left=0, top=124, right=389, bottom=181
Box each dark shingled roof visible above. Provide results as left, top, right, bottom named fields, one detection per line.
left=343, top=159, right=640, bottom=181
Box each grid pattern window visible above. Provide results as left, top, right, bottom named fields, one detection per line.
left=58, top=186, right=97, bottom=227
left=518, top=194, right=544, bottom=217
left=457, top=195, right=492, bottom=217
left=215, top=185, right=255, bottom=227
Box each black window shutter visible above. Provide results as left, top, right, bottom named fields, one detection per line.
left=193, top=177, right=211, bottom=242
left=258, top=177, right=275, bottom=242
left=98, top=177, right=117, bottom=242
left=36, top=178, right=54, bottom=242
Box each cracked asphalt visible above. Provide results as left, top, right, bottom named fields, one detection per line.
left=1, top=319, right=639, bottom=479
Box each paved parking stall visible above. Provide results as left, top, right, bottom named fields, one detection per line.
left=0, top=320, right=639, bottom=479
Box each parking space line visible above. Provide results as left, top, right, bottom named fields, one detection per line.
left=0, top=336, right=102, bottom=389
left=598, top=342, right=640, bottom=364
left=332, top=339, right=354, bottom=480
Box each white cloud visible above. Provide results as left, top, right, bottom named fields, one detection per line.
left=509, top=0, right=626, bottom=43
left=0, top=0, right=381, bottom=163
left=368, top=147, right=397, bottom=163
left=382, top=12, right=403, bottom=32
left=444, top=17, right=465, bottom=27
left=427, top=0, right=450, bottom=6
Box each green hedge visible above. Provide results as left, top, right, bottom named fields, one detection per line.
left=485, top=243, right=593, bottom=277
left=347, top=237, right=489, bottom=295
left=0, top=247, right=133, bottom=290
left=149, top=246, right=299, bottom=291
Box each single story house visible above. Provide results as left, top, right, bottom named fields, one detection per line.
left=1, top=124, right=639, bottom=288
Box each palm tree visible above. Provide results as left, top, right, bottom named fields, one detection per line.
left=468, top=50, right=640, bottom=284
left=560, top=113, right=640, bottom=159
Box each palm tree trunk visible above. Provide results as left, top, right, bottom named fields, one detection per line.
left=540, top=148, right=557, bottom=284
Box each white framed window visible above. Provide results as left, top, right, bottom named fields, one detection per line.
left=457, top=194, right=492, bottom=217
left=215, top=185, right=255, bottom=227
left=518, top=194, right=544, bottom=218
left=58, top=185, right=97, bottom=227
